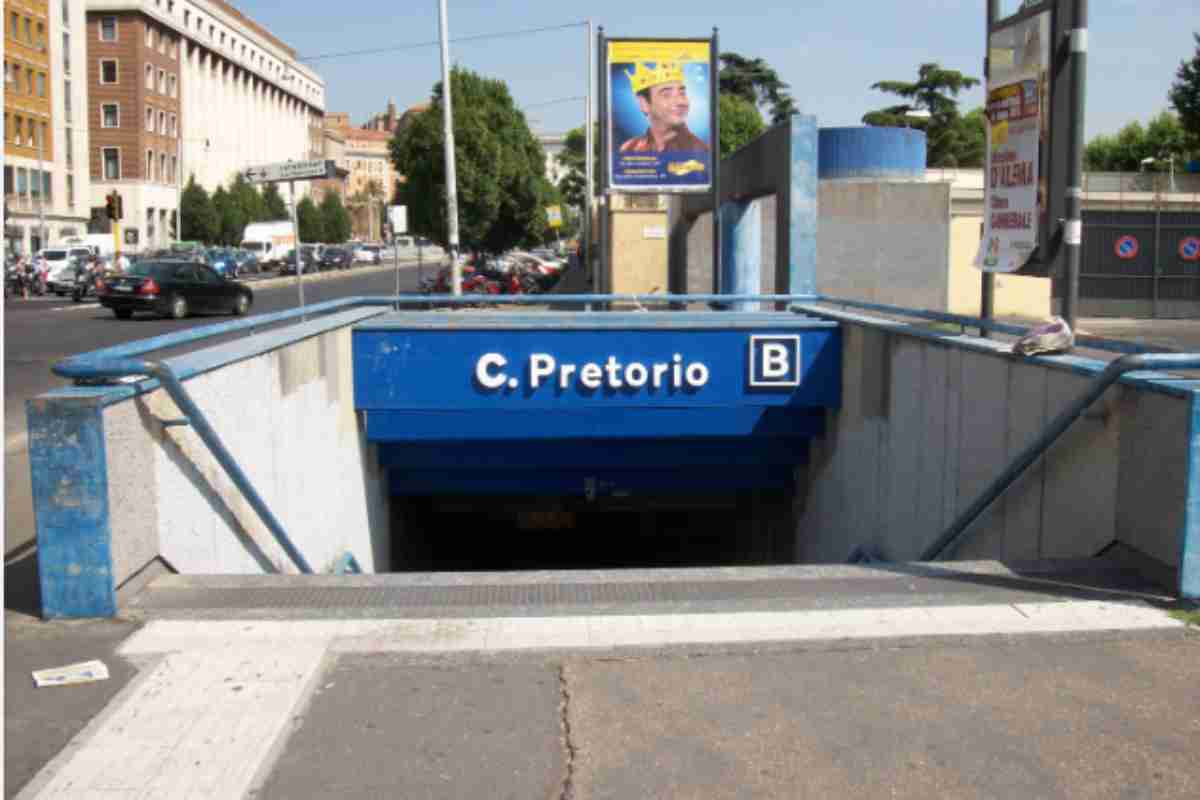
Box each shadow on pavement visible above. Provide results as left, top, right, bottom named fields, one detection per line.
left=6, top=548, right=42, bottom=618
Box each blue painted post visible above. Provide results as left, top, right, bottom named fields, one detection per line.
left=720, top=199, right=762, bottom=311
left=789, top=114, right=819, bottom=296
left=27, top=394, right=117, bottom=618
left=1182, top=392, right=1200, bottom=601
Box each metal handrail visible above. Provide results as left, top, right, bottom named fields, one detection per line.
left=53, top=355, right=314, bottom=574
left=921, top=352, right=1200, bottom=561
left=50, top=293, right=818, bottom=577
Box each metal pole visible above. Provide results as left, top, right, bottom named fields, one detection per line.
left=597, top=26, right=608, bottom=297
left=437, top=0, right=462, bottom=296
left=980, top=0, right=999, bottom=337
left=585, top=19, right=594, bottom=284
left=394, top=219, right=401, bottom=306
left=1061, top=0, right=1088, bottom=330
left=290, top=180, right=305, bottom=313
left=710, top=27, right=721, bottom=296
left=176, top=126, right=182, bottom=243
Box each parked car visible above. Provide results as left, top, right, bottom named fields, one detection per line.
left=320, top=247, right=353, bottom=271
left=97, top=259, right=253, bottom=320
left=233, top=249, right=261, bottom=275
left=206, top=248, right=239, bottom=278
left=279, top=246, right=319, bottom=275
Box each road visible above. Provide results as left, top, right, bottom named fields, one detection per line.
left=3, top=259, right=433, bottom=557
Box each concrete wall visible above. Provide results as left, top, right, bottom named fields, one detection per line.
left=608, top=204, right=670, bottom=295
left=947, top=214, right=1052, bottom=318
left=816, top=182, right=951, bottom=310
left=795, top=306, right=1199, bottom=592
left=33, top=307, right=392, bottom=616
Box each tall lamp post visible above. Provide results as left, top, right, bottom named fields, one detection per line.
left=437, top=0, right=462, bottom=295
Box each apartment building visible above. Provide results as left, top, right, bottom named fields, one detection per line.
left=85, top=0, right=325, bottom=250
left=4, top=0, right=91, bottom=255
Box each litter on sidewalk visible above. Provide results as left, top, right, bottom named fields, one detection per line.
left=32, top=660, right=110, bottom=688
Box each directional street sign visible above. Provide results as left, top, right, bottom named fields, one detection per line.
left=243, top=159, right=337, bottom=184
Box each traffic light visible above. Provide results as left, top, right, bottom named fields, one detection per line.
left=114, top=192, right=124, bottom=221
left=105, top=193, right=116, bottom=220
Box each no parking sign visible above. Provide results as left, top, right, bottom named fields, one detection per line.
left=1180, top=236, right=1200, bottom=262
left=1114, top=235, right=1140, bottom=260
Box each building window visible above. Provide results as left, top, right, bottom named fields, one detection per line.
left=4, top=61, right=11, bottom=86
left=170, top=38, right=177, bottom=60
left=160, top=153, right=167, bottom=183
left=25, top=69, right=33, bottom=94
left=13, top=117, right=22, bottom=145
left=102, top=103, right=119, bottom=128
left=64, top=80, right=72, bottom=123
left=23, top=17, right=31, bottom=44
left=146, top=106, right=154, bottom=132
left=100, top=59, right=118, bottom=84
left=208, top=24, right=213, bottom=40
left=169, top=113, right=177, bottom=137
left=65, top=127, right=73, bottom=168
left=184, top=10, right=189, bottom=26
left=62, top=0, right=69, bottom=27
left=36, top=21, right=44, bottom=48
left=171, top=155, right=178, bottom=183
left=147, top=149, right=154, bottom=181
left=41, top=169, right=51, bottom=201
left=103, top=147, right=120, bottom=179
left=158, top=68, right=165, bottom=93
left=37, top=72, right=45, bottom=97
left=145, top=63, right=154, bottom=89
left=63, top=32, right=70, bottom=74
left=100, top=16, right=116, bottom=42
left=168, top=73, right=176, bottom=97
left=156, top=110, right=164, bottom=135
left=67, top=174, right=74, bottom=207
left=16, top=168, right=27, bottom=196
left=168, top=1, right=175, bottom=13
left=158, top=32, right=166, bottom=55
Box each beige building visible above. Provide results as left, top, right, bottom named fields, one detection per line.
left=319, top=105, right=406, bottom=240
left=4, top=0, right=92, bottom=254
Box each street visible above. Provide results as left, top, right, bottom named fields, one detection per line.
left=3, top=260, right=432, bottom=560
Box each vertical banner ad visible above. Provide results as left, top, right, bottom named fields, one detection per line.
left=977, top=75, right=1042, bottom=272
left=606, top=39, right=714, bottom=192
left=547, top=205, right=563, bottom=229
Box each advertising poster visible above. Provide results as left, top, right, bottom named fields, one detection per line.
left=607, top=39, right=713, bottom=192
left=977, top=75, right=1042, bottom=272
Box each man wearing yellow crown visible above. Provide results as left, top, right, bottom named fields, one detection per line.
left=620, top=61, right=710, bottom=154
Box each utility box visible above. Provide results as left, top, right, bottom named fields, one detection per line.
left=606, top=193, right=669, bottom=295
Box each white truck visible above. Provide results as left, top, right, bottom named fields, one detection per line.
left=240, top=220, right=296, bottom=267
left=59, top=234, right=117, bottom=258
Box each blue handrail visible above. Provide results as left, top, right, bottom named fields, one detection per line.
left=921, top=352, right=1200, bottom=561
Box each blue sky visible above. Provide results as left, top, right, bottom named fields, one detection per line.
left=244, top=0, right=1196, bottom=140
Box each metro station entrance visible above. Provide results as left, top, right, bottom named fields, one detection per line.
left=352, top=311, right=841, bottom=572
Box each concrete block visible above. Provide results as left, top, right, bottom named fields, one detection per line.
left=915, top=343, right=951, bottom=551
left=1002, top=362, right=1048, bottom=560
left=1041, top=373, right=1120, bottom=559
left=951, top=352, right=1009, bottom=559
left=1115, top=388, right=1190, bottom=568
left=882, top=337, right=925, bottom=558
left=103, top=398, right=161, bottom=588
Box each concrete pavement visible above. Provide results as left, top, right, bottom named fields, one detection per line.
left=6, top=562, right=1199, bottom=799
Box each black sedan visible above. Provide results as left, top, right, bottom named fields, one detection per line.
left=279, top=247, right=319, bottom=275
left=97, top=259, right=253, bottom=320
left=320, top=247, right=353, bottom=270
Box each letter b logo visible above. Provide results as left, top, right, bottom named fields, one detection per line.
left=749, top=335, right=801, bottom=388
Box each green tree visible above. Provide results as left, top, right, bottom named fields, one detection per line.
left=261, top=183, right=289, bottom=219
left=862, top=63, right=981, bottom=167
left=319, top=192, right=352, bottom=243
left=180, top=175, right=217, bottom=243
left=228, top=173, right=265, bottom=226
left=555, top=124, right=599, bottom=210
left=391, top=66, right=552, bottom=254
left=718, top=93, right=766, bottom=158
left=1084, top=113, right=1192, bottom=171
left=719, top=52, right=797, bottom=125
left=1169, top=33, right=1200, bottom=148
left=296, top=196, right=324, bottom=243
left=210, top=186, right=243, bottom=246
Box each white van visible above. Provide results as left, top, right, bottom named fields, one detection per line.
left=241, top=220, right=296, bottom=267
left=60, top=234, right=117, bottom=258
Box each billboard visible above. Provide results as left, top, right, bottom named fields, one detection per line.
left=606, top=39, right=714, bottom=193
left=978, top=9, right=1049, bottom=273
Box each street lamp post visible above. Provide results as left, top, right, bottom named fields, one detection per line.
left=437, top=0, right=462, bottom=295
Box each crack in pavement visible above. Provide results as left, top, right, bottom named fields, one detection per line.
left=557, top=663, right=577, bottom=800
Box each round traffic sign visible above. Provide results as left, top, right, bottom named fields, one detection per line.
left=1180, top=236, right=1200, bottom=262
left=1115, top=235, right=1140, bottom=260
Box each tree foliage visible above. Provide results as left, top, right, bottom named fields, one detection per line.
left=1084, top=112, right=1193, bottom=171
left=210, top=186, right=242, bottom=246
left=391, top=66, right=552, bottom=254
left=862, top=63, right=982, bottom=167
left=1169, top=33, right=1200, bottom=148
left=180, top=176, right=217, bottom=243
left=719, top=53, right=797, bottom=125
left=718, top=94, right=766, bottom=158
left=555, top=124, right=599, bottom=210
left=261, top=183, right=289, bottom=219
left=296, top=196, right=324, bottom=243
left=320, top=192, right=352, bottom=243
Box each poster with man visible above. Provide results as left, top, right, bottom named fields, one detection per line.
left=607, top=39, right=713, bottom=192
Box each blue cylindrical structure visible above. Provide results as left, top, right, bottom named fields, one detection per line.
left=818, top=127, right=927, bottom=180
